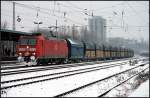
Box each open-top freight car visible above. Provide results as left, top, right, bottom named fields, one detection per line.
left=96, top=45, right=105, bottom=60
left=84, top=42, right=96, bottom=61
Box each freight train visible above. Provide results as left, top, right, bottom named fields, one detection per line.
left=16, top=32, right=134, bottom=65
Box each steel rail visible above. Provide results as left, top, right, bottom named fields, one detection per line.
left=1, top=62, right=127, bottom=90
left=54, top=63, right=148, bottom=97
left=1, top=58, right=130, bottom=70
left=1, top=59, right=129, bottom=76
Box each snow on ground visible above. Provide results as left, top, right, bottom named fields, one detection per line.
left=63, top=64, right=149, bottom=97
left=129, top=80, right=149, bottom=97
left=1, top=61, right=127, bottom=88
left=1, top=59, right=129, bottom=82
left=1, top=60, right=113, bottom=72
left=1, top=60, right=148, bottom=97
left=1, top=59, right=127, bottom=72
left=104, top=66, right=149, bottom=97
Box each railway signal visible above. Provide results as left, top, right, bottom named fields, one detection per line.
left=17, top=16, right=21, bottom=22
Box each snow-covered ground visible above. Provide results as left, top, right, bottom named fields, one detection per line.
left=1, top=59, right=128, bottom=82
left=129, top=80, right=149, bottom=97
left=104, top=67, right=149, bottom=97
left=1, top=62, right=126, bottom=88
left=1, top=59, right=148, bottom=97
left=63, top=64, right=149, bottom=97
left=1, top=59, right=127, bottom=72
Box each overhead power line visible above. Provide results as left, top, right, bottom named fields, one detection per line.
left=90, top=2, right=125, bottom=12
left=125, top=1, right=148, bottom=24
left=65, top=1, right=84, bottom=10
left=11, top=1, right=85, bottom=25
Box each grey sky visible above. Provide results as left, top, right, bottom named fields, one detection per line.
left=1, top=1, right=149, bottom=41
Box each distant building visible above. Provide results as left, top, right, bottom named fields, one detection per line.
left=88, top=16, right=106, bottom=44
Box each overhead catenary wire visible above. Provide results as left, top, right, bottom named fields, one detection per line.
left=90, top=2, right=125, bottom=12
left=125, top=1, right=148, bottom=25
left=2, top=2, right=84, bottom=33
left=5, top=1, right=149, bottom=25
left=135, top=1, right=149, bottom=6
left=105, top=3, right=148, bottom=33
left=1, top=1, right=148, bottom=37
left=11, top=1, right=85, bottom=26
left=2, top=5, right=148, bottom=30
left=13, top=1, right=147, bottom=27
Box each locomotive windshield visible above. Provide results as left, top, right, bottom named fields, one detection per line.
left=19, top=38, right=36, bottom=45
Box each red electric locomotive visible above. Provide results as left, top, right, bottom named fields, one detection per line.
left=16, top=33, right=68, bottom=65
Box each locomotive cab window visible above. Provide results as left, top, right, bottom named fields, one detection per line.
left=19, top=38, right=36, bottom=45
left=28, top=39, right=36, bottom=45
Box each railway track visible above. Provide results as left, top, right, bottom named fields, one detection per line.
left=1, top=58, right=131, bottom=70
left=54, top=63, right=149, bottom=97
left=0, top=61, right=18, bottom=64
left=1, top=62, right=128, bottom=90
left=1, top=59, right=130, bottom=76
left=1, top=60, right=101, bottom=70
left=99, top=67, right=149, bottom=97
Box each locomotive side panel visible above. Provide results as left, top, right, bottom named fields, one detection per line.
left=43, top=39, right=68, bottom=58
left=57, top=40, right=68, bottom=58
left=36, top=39, right=44, bottom=58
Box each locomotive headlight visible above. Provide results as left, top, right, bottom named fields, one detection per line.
left=19, top=53, right=22, bottom=55
left=27, top=46, right=29, bottom=49
left=32, top=52, right=36, bottom=55
left=18, top=56, right=23, bottom=62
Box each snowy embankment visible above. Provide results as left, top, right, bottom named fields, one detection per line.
left=129, top=80, right=149, bottom=97
left=104, top=66, right=149, bottom=97
left=1, top=60, right=147, bottom=97
left=63, top=64, right=149, bottom=97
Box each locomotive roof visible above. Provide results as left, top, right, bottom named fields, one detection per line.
left=0, top=29, right=29, bottom=35
left=0, top=29, right=41, bottom=35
